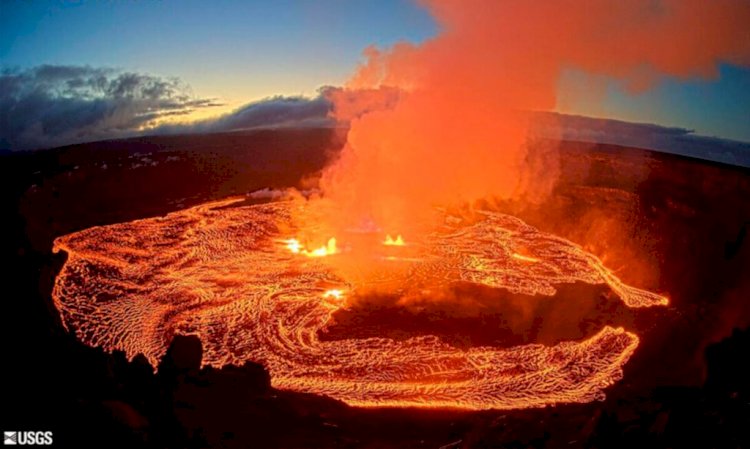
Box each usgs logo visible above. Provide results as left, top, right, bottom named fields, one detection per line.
left=3, top=431, right=53, bottom=446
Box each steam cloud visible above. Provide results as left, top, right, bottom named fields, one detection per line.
left=321, top=0, right=750, bottom=233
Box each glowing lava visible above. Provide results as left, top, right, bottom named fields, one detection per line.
left=52, top=198, right=667, bottom=410
left=511, top=253, right=540, bottom=263
left=323, top=289, right=345, bottom=300
left=285, top=237, right=338, bottom=257
left=384, top=235, right=405, bottom=246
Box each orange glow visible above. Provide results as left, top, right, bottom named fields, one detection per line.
left=285, top=238, right=303, bottom=254
left=511, top=253, right=540, bottom=263
left=44, top=0, right=744, bottom=413
left=323, top=289, right=344, bottom=300
left=319, top=0, right=750, bottom=238
left=285, top=237, right=338, bottom=257
left=52, top=198, right=668, bottom=410
left=383, top=234, right=404, bottom=246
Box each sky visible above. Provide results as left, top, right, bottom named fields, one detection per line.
left=1, top=0, right=437, bottom=115
left=1, top=0, right=749, bottom=146
left=557, top=64, right=750, bottom=142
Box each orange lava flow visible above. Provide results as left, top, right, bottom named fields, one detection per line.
left=52, top=198, right=667, bottom=410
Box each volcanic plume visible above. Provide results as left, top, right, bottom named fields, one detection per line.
left=321, top=0, right=750, bottom=235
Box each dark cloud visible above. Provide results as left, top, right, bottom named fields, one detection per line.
left=158, top=90, right=336, bottom=135
left=0, top=67, right=403, bottom=151
left=156, top=85, right=401, bottom=135
left=0, top=65, right=222, bottom=150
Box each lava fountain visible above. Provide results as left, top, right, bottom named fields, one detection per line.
left=52, top=197, right=667, bottom=410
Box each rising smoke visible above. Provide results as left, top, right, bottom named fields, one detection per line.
left=321, top=0, right=750, bottom=234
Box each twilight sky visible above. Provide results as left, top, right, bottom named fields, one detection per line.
left=1, top=0, right=436, bottom=116
left=1, top=0, right=749, bottom=145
